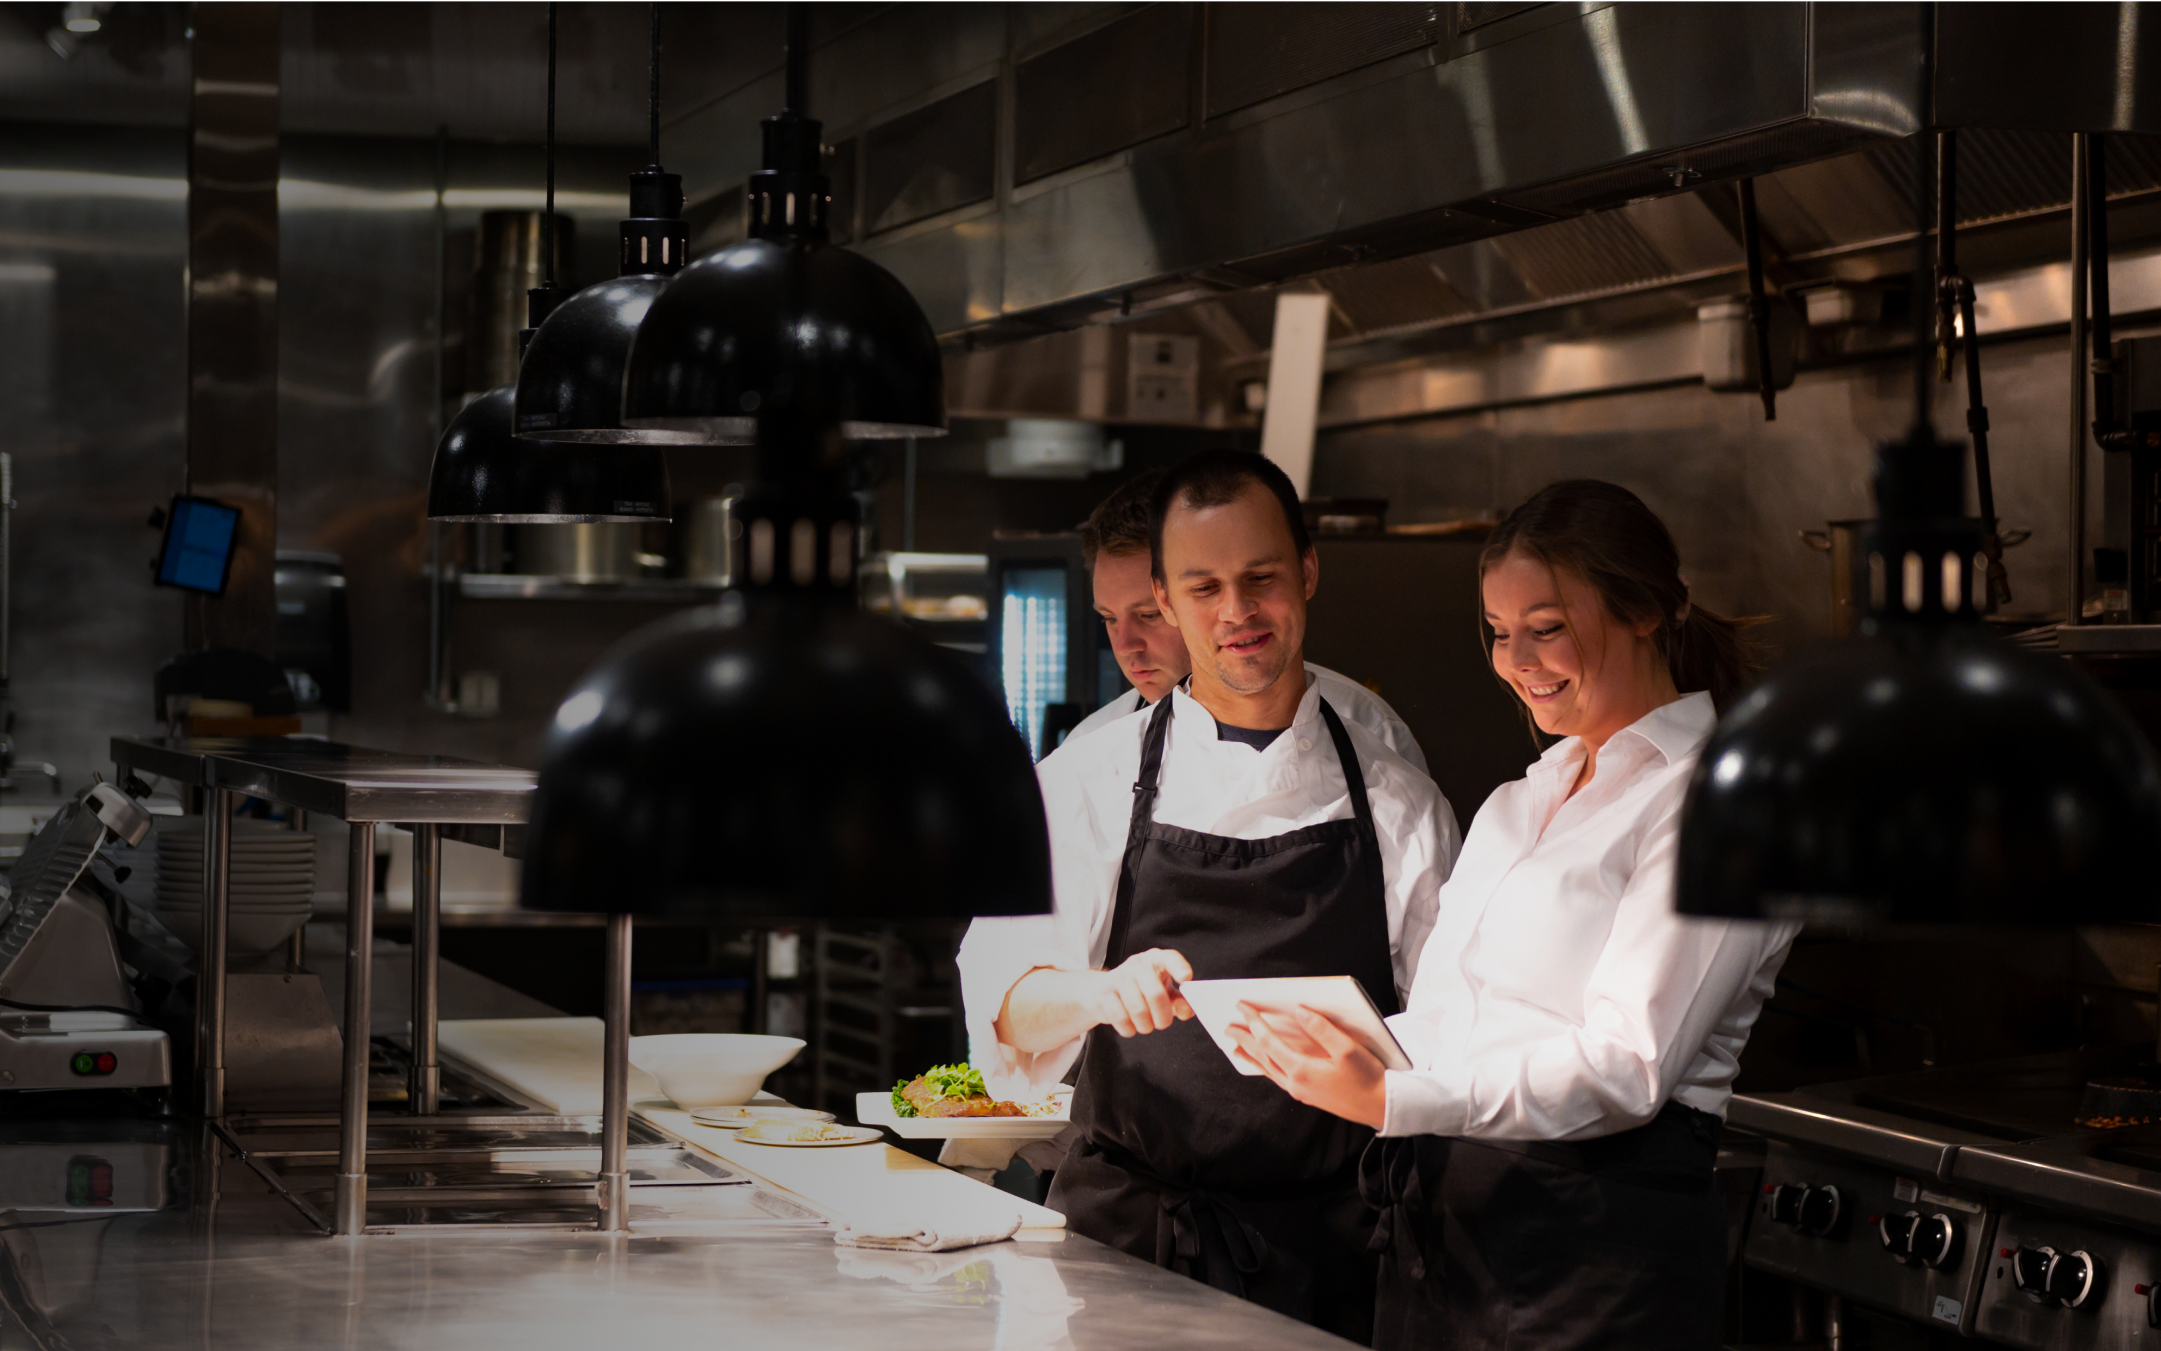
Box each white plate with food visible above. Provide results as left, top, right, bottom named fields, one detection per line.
left=689, top=1104, right=836, bottom=1130
left=732, top=1120, right=884, bottom=1148
left=856, top=1064, right=1073, bottom=1140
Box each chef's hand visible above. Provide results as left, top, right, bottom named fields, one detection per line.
left=1227, top=1004, right=1387, bottom=1129
left=1092, top=948, right=1195, bottom=1037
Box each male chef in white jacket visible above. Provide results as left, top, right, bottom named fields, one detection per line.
left=1062, top=469, right=1429, bottom=770
left=958, top=450, right=1458, bottom=1341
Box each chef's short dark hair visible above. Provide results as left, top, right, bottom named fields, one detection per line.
left=1079, top=470, right=1163, bottom=573
left=1149, top=450, right=1311, bottom=582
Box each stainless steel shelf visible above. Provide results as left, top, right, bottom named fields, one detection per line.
left=458, top=574, right=726, bottom=602
left=112, top=737, right=535, bottom=825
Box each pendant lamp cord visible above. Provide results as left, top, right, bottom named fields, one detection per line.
left=648, top=3, right=662, bottom=169
left=543, top=1, right=557, bottom=290
left=1909, top=3, right=1935, bottom=442
left=785, top=2, right=809, bottom=117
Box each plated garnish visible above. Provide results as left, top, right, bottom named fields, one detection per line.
left=890, top=1063, right=1024, bottom=1119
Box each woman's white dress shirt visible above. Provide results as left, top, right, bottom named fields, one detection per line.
left=959, top=678, right=1461, bottom=1099
left=1063, top=662, right=1429, bottom=773
left=1381, top=691, right=1800, bottom=1142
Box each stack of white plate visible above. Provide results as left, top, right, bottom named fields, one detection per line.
left=151, top=817, right=318, bottom=955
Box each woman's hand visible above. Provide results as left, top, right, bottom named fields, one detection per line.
left=1227, top=1003, right=1388, bottom=1129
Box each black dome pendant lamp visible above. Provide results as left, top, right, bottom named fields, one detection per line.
left=522, top=8, right=1041, bottom=920
left=618, top=4, right=946, bottom=443
left=1675, top=29, right=2161, bottom=925
left=514, top=5, right=704, bottom=447
left=427, top=3, right=670, bottom=523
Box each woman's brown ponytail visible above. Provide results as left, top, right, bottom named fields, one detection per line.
left=1478, top=480, right=1763, bottom=713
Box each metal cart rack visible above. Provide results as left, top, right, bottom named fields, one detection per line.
left=111, top=737, right=536, bottom=1236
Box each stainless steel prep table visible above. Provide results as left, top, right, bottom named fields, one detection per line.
left=111, top=736, right=537, bottom=1236
left=0, top=1113, right=1359, bottom=1351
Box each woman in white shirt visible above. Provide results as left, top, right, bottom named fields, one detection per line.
left=1229, top=479, right=1800, bottom=1351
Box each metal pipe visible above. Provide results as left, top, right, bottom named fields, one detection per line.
left=427, top=125, right=450, bottom=708
left=599, top=912, right=633, bottom=1232
left=1737, top=178, right=1776, bottom=421
left=336, top=821, right=376, bottom=1236
left=2071, top=134, right=2092, bottom=624
left=197, top=789, right=232, bottom=1117
left=1, top=450, right=14, bottom=686
left=409, top=824, right=441, bottom=1115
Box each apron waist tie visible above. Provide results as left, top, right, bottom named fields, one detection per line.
left=1358, top=1136, right=1430, bottom=1281
left=1160, top=1188, right=1270, bottom=1299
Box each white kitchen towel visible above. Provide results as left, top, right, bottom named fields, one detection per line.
left=833, top=1198, right=1023, bottom=1252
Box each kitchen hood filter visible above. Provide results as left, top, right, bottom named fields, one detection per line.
left=1676, top=106, right=2161, bottom=924
left=620, top=7, right=945, bottom=444
left=426, top=386, right=670, bottom=524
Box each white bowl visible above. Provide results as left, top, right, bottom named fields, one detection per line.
left=150, top=904, right=309, bottom=955
left=627, top=1034, right=805, bottom=1108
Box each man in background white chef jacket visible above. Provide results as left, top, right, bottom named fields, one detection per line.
left=1059, top=469, right=1429, bottom=771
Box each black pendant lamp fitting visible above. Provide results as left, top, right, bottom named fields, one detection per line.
left=426, top=386, right=668, bottom=523
left=1675, top=26, right=2161, bottom=926
left=515, top=4, right=704, bottom=446
left=619, top=4, right=946, bottom=443
left=427, top=3, right=670, bottom=524
left=521, top=5, right=1044, bottom=925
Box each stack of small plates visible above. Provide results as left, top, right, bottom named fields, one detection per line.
left=151, top=817, right=318, bottom=955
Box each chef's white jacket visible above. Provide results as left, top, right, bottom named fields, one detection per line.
left=1381, top=691, right=1800, bottom=1142
left=959, top=677, right=1460, bottom=1099
left=1063, top=661, right=1429, bottom=774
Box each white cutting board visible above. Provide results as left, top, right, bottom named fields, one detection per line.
left=437, top=1017, right=660, bottom=1113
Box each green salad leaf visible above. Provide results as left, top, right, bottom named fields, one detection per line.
left=891, top=1062, right=988, bottom=1118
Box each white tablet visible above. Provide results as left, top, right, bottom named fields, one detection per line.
left=1178, top=976, right=1412, bottom=1076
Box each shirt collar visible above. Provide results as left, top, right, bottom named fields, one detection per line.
left=1167, top=669, right=1322, bottom=743
left=1530, top=690, right=1718, bottom=773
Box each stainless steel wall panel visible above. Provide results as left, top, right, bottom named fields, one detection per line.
left=1935, top=1, right=2161, bottom=134
left=863, top=80, right=1000, bottom=236
left=1014, top=4, right=1190, bottom=186
left=185, top=4, right=281, bottom=659
left=0, top=123, right=187, bottom=789
left=1203, top=2, right=1440, bottom=119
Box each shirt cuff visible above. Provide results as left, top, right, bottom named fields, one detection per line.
left=1381, top=1068, right=1469, bottom=1138
left=956, top=919, right=1086, bottom=1100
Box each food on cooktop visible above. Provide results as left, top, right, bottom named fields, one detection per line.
left=891, top=1063, right=1024, bottom=1118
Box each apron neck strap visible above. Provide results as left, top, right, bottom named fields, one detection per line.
left=1130, top=693, right=1177, bottom=830
left=1315, top=698, right=1377, bottom=838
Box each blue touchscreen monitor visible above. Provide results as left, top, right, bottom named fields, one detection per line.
left=155, top=496, right=241, bottom=594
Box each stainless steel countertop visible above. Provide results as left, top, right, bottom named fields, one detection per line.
left=2, top=1115, right=1357, bottom=1350
left=111, top=736, right=535, bottom=824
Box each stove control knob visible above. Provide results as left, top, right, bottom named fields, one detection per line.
left=1797, top=1184, right=1842, bottom=1237
left=1913, top=1214, right=1959, bottom=1270
left=2014, top=1246, right=2059, bottom=1303
left=2047, top=1250, right=2101, bottom=1309
left=1768, top=1183, right=1807, bottom=1226
left=2147, top=1279, right=2159, bottom=1329
left=1878, top=1211, right=1921, bottom=1260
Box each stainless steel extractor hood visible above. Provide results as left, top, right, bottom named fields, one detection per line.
left=672, top=3, right=1918, bottom=345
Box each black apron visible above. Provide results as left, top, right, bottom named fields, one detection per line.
left=1359, top=1101, right=1727, bottom=1351
left=1048, top=695, right=1398, bottom=1343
